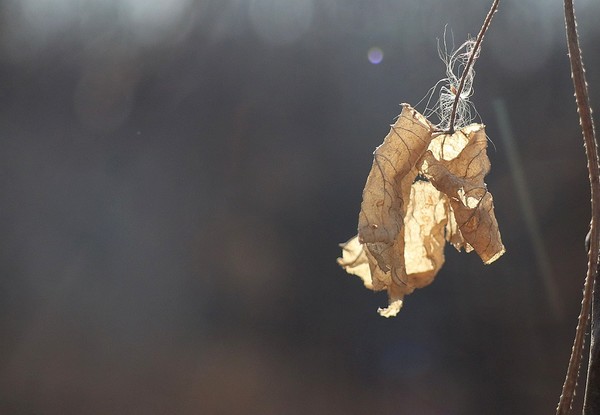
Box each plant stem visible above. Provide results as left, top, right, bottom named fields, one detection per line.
left=556, top=0, right=600, bottom=413
left=447, top=0, right=499, bottom=134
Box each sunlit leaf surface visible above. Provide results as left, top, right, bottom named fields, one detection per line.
left=338, top=104, right=504, bottom=317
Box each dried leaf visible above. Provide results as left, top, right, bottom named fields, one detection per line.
left=338, top=106, right=505, bottom=317
left=358, top=105, right=434, bottom=273
left=340, top=180, right=450, bottom=316
left=354, top=104, right=436, bottom=316
left=420, top=124, right=505, bottom=264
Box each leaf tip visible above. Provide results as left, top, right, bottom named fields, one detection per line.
left=377, top=298, right=403, bottom=317
left=483, top=247, right=506, bottom=264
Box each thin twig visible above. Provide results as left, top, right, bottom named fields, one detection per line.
left=556, top=0, right=600, bottom=413
left=447, top=0, right=499, bottom=134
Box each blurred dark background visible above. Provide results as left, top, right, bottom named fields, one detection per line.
left=0, top=0, right=599, bottom=414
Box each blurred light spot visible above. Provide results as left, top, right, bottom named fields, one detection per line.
left=18, top=0, right=77, bottom=34
left=0, top=0, right=78, bottom=61
left=248, top=0, right=314, bottom=45
left=119, top=0, right=195, bottom=45
left=368, top=47, right=384, bottom=64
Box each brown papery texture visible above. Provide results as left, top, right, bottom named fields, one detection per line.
left=339, top=107, right=504, bottom=317
left=356, top=104, right=435, bottom=316
left=420, top=124, right=505, bottom=264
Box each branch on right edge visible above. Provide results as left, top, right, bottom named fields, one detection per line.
left=556, top=0, right=600, bottom=414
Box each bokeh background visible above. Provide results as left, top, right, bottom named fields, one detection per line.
left=0, top=0, right=599, bottom=414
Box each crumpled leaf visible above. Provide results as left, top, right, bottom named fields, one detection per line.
left=338, top=180, right=450, bottom=315
left=356, top=104, right=435, bottom=310
left=357, top=104, right=434, bottom=250
left=420, top=124, right=505, bottom=264
left=338, top=105, right=504, bottom=317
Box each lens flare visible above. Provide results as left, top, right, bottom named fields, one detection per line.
left=367, top=47, right=383, bottom=64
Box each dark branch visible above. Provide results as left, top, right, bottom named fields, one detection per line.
left=556, top=0, right=600, bottom=414
left=447, top=0, right=499, bottom=134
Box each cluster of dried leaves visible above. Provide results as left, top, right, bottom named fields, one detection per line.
left=338, top=104, right=504, bottom=317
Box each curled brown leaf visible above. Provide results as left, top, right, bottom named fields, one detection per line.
left=420, top=124, right=505, bottom=264
left=339, top=106, right=505, bottom=317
